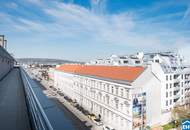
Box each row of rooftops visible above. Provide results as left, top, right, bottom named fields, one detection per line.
left=87, top=51, right=185, bottom=66
left=55, top=51, right=190, bottom=83
left=86, top=51, right=190, bottom=73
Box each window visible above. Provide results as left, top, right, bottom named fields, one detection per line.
left=166, top=75, right=168, bottom=81
left=125, top=89, right=129, bottom=99
left=116, top=87, right=118, bottom=95
left=170, top=83, right=172, bottom=88
left=107, top=85, right=109, bottom=92
left=170, top=99, right=172, bottom=105
left=166, top=100, right=168, bottom=106
left=116, top=101, right=119, bottom=109
left=111, top=86, right=114, bottom=94
left=166, top=84, right=168, bottom=89
left=121, top=88, right=123, bottom=97
left=155, top=59, right=159, bottom=63
left=123, top=60, right=128, bottom=64
left=170, top=91, right=172, bottom=97
left=166, top=92, right=168, bottom=97
left=170, top=75, right=172, bottom=80
left=106, top=96, right=109, bottom=104
left=135, top=60, right=140, bottom=64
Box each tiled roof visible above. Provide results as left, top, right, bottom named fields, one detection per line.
left=56, top=64, right=145, bottom=82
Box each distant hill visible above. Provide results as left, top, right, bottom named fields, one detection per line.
left=17, top=58, right=84, bottom=65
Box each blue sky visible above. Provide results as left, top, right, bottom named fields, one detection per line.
left=0, top=0, right=190, bottom=61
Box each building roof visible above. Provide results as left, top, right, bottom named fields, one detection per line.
left=56, top=64, right=145, bottom=82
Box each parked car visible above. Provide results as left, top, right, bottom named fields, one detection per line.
left=57, top=91, right=64, bottom=96
left=52, top=88, right=57, bottom=91
left=82, top=110, right=90, bottom=116
left=70, top=101, right=77, bottom=106
left=103, top=125, right=115, bottom=130
left=87, top=114, right=96, bottom=120
left=78, top=106, right=85, bottom=112
left=75, top=104, right=83, bottom=111
left=93, top=118, right=103, bottom=126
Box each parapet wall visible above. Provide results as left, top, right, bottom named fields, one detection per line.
left=0, top=46, right=14, bottom=80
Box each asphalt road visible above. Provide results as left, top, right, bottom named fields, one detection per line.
left=0, top=68, right=31, bottom=130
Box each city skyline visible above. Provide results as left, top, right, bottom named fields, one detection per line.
left=0, top=0, right=190, bottom=61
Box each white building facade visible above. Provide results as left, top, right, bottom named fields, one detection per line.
left=55, top=71, right=133, bottom=130
left=54, top=51, right=190, bottom=130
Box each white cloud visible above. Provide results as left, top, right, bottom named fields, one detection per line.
left=90, top=0, right=107, bottom=14
left=1, top=1, right=190, bottom=60
left=42, top=2, right=190, bottom=49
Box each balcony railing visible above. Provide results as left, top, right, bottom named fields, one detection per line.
left=173, top=77, right=180, bottom=83
left=173, top=93, right=180, bottom=99
left=20, top=67, right=53, bottom=130
left=173, top=85, right=180, bottom=91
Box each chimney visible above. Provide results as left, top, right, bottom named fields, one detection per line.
left=4, top=40, right=7, bottom=50
left=0, top=35, right=4, bottom=47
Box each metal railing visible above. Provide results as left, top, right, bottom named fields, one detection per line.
left=20, top=67, right=54, bottom=130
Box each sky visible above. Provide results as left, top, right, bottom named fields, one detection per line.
left=0, top=0, right=190, bottom=61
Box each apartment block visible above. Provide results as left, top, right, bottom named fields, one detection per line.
left=54, top=52, right=190, bottom=130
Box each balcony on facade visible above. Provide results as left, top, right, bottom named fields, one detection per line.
left=185, top=74, right=190, bottom=81
left=173, top=95, right=180, bottom=106
left=173, top=90, right=180, bottom=99
left=185, top=81, right=190, bottom=88
left=173, top=74, right=181, bottom=83
left=173, top=82, right=180, bottom=91
left=174, top=84, right=180, bottom=91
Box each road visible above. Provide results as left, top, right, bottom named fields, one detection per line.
left=27, top=67, right=104, bottom=130
left=0, top=68, right=31, bottom=130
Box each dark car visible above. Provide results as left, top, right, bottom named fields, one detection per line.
left=82, top=110, right=90, bottom=115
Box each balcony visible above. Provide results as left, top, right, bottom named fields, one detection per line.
left=185, top=83, right=190, bottom=89
left=173, top=85, right=180, bottom=91
left=185, top=74, right=190, bottom=81
left=173, top=92, right=180, bottom=99
left=0, top=67, right=81, bottom=130
left=173, top=96, right=180, bottom=104
left=173, top=77, right=181, bottom=83
left=174, top=81, right=180, bottom=86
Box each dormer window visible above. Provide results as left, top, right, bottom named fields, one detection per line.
left=155, top=59, right=159, bottom=63
left=135, top=60, right=140, bottom=64
left=123, top=60, right=128, bottom=64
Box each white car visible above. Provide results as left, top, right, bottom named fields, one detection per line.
left=102, top=125, right=115, bottom=130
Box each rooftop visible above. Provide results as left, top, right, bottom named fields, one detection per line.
left=56, top=64, right=145, bottom=82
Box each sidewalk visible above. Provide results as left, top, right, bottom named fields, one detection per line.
left=40, top=78, right=103, bottom=130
